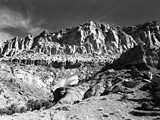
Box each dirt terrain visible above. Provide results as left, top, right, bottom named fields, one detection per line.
left=0, top=83, right=159, bottom=120
left=0, top=62, right=160, bottom=120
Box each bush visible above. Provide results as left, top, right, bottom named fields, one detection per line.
left=119, top=94, right=128, bottom=102
left=0, top=108, right=7, bottom=115
left=7, top=104, right=18, bottom=114
left=19, top=107, right=26, bottom=113
left=0, top=104, right=19, bottom=115
left=41, top=100, right=55, bottom=109
left=26, top=99, right=42, bottom=111
left=26, top=99, right=54, bottom=111
left=0, top=99, right=55, bottom=115
left=140, top=102, right=153, bottom=110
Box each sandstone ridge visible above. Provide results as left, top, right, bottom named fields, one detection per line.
left=0, top=21, right=160, bottom=63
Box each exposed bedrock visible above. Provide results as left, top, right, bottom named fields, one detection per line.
left=5, top=59, right=82, bottom=69
left=1, top=21, right=160, bottom=60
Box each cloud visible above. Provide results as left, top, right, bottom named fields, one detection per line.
left=0, top=6, right=44, bottom=42
left=0, top=32, right=13, bottom=44
left=0, top=7, right=30, bottom=28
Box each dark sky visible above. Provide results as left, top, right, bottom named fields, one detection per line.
left=0, top=0, right=160, bottom=42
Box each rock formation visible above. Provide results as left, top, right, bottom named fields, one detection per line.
left=2, top=21, right=160, bottom=63
left=123, top=21, right=160, bottom=49
left=101, top=45, right=160, bottom=71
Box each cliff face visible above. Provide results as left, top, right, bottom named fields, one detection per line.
left=0, top=35, right=33, bottom=57
left=123, top=21, right=160, bottom=49
left=0, top=21, right=160, bottom=62
left=108, top=45, right=160, bottom=70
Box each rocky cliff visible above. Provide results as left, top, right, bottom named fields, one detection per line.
left=0, top=21, right=160, bottom=63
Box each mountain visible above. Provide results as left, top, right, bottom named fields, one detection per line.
left=0, top=21, right=160, bottom=64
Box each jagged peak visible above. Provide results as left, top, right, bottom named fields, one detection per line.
left=25, top=35, right=33, bottom=40
left=39, top=30, right=50, bottom=37
left=0, top=20, right=160, bottom=61
left=122, top=21, right=160, bottom=34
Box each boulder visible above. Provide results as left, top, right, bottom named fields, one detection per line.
left=83, top=79, right=106, bottom=99
left=51, top=74, right=79, bottom=92
left=58, top=83, right=89, bottom=104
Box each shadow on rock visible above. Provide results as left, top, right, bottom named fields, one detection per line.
left=52, top=87, right=66, bottom=103
left=129, top=110, right=160, bottom=116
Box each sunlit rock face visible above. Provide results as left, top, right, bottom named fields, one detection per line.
left=0, top=35, right=33, bottom=58
left=0, top=21, right=160, bottom=62
left=123, top=21, right=160, bottom=49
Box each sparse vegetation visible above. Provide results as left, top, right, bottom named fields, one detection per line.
left=0, top=99, right=55, bottom=115
left=0, top=104, right=19, bottom=115
left=119, top=94, right=128, bottom=102
left=26, top=99, right=55, bottom=111
left=140, top=102, right=153, bottom=110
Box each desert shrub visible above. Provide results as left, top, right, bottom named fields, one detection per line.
left=0, top=108, right=7, bottom=115
left=19, top=107, right=26, bottom=113
left=0, top=104, right=19, bottom=115
left=41, top=100, right=55, bottom=109
left=119, top=94, right=128, bottom=102
left=7, top=104, right=18, bottom=114
left=140, top=102, right=153, bottom=110
left=26, top=99, right=42, bottom=111
left=0, top=99, right=55, bottom=115
left=26, top=99, right=54, bottom=111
